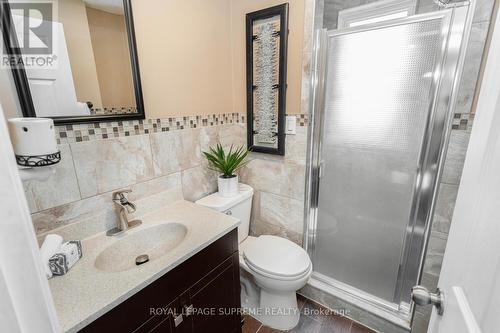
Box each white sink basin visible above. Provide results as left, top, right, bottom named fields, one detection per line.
left=94, top=223, right=187, bottom=272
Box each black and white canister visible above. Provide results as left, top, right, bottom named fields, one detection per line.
left=7, top=118, right=61, bottom=167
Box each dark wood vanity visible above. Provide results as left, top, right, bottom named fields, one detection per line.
left=80, top=229, right=242, bottom=333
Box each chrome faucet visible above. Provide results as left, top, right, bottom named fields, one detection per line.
left=107, top=189, right=142, bottom=236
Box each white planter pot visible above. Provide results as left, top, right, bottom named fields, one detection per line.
left=218, top=175, right=239, bottom=197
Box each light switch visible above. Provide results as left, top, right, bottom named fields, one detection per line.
left=285, top=115, right=296, bottom=135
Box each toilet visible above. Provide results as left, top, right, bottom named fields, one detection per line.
left=196, top=184, right=312, bottom=330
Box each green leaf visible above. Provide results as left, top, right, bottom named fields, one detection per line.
left=202, top=143, right=249, bottom=177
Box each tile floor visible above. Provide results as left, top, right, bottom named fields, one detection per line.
left=242, top=294, right=376, bottom=333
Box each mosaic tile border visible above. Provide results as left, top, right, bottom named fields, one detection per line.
left=55, top=113, right=245, bottom=144
left=90, top=107, right=138, bottom=115
left=55, top=113, right=309, bottom=144
left=452, top=113, right=471, bottom=130
left=294, top=112, right=469, bottom=130
left=54, top=110, right=467, bottom=144
left=297, top=113, right=308, bottom=126
left=293, top=112, right=467, bottom=130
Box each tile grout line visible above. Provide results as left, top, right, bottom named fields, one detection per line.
left=30, top=171, right=183, bottom=216
left=67, top=143, right=84, bottom=202
left=146, top=132, right=155, bottom=180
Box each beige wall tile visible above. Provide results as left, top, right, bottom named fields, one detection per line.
left=432, top=183, right=459, bottom=234
left=218, top=124, right=247, bottom=149
left=32, top=173, right=181, bottom=235
left=441, top=130, right=471, bottom=185
left=259, top=191, right=304, bottom=234
left=32, top=190, right=116, bottom=235
left=240, top=157, right=305, bottom=201
left=422, top=231, right=448, bottom=276
left=473, top=0, right=495, bottom=23
left=285, top=127, right=308, bottom=165
left=455, top=22, right=490, bottom=114
left=23, top=144, right=81, bottom=213
left=181, top=165, right=218, bottom=202
left=151, top=129, right=201, bottom=176
left=127, top=172, right=182, bottom=202
left=250, top=218, right=303, bottom=246
left=199, top=126, right=220, bottom=152
left=71, top=134, right=154, bottom=198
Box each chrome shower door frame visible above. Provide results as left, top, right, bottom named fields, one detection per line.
left=303, top=3, right=474, bottom=327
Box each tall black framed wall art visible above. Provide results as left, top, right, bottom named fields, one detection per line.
left=246, top=3, right=289, bottom=155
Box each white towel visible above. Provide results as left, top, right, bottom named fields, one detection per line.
left=40, top=234, right=63, bottom=279
left=49, top=241, right=83, bottom=276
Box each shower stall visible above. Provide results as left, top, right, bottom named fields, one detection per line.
left=304, top=0, right=475, bottom=328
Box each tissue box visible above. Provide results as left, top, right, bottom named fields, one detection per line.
left=49, top=241, right=83, bottom=276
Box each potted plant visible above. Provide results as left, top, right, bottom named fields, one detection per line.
left=203, top=143, right=249, bottom=197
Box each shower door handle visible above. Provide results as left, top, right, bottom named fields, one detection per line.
left=412, top=285, right=444, bottom=315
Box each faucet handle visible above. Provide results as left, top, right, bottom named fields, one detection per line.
left=112, top=189, right=136, bottom=213
left=113, top=189, right=132, bottom=202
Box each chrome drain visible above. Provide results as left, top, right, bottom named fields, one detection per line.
left=135, top=254, right=149, bottom=266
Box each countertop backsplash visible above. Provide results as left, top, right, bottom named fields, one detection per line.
left=27, top=113, right=247, bottom=236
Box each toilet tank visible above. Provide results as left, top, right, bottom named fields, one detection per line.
left=195, top=184, right=253, bottom=244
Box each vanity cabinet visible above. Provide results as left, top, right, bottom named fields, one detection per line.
left=80, top=229, right=241, bottom=333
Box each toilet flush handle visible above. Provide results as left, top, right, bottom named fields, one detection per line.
left=225, top=210, right=232, bottom=216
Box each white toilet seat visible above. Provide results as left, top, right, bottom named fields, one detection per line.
left=240, top=235, right=312, bottom=281
left=244, top=257, right=312, bottom=281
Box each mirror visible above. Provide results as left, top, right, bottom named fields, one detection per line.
left=1, top=0, right=144, bottom=124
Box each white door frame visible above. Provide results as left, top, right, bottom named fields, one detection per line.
left=0, top=103, right=59, bottom=332
left=428, top=3, right=500, bottom=331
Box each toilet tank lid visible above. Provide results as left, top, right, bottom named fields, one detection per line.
left=195, top=183, right=253, bottom=212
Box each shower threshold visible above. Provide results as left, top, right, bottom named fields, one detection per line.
left=307, top=272, right=412, bottom=331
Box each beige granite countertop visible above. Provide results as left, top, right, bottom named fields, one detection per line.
left=49, top=200, right=240, bottom=333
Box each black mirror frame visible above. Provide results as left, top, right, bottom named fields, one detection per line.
left=0, top=0, right=145, bottom=125
left=246, top=3, right=289, bottom=156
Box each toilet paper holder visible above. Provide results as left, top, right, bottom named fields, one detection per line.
left=16, top=151, right=61, bottom=182
left=7, top=118, right=61, bottom=182
left=15, top=151, right=61, bottom=168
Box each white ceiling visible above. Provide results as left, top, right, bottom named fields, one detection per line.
left=83, top=0, right=124, bottom=15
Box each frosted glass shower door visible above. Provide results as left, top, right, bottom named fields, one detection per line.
left=314, top=15, right=452, bottom=303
